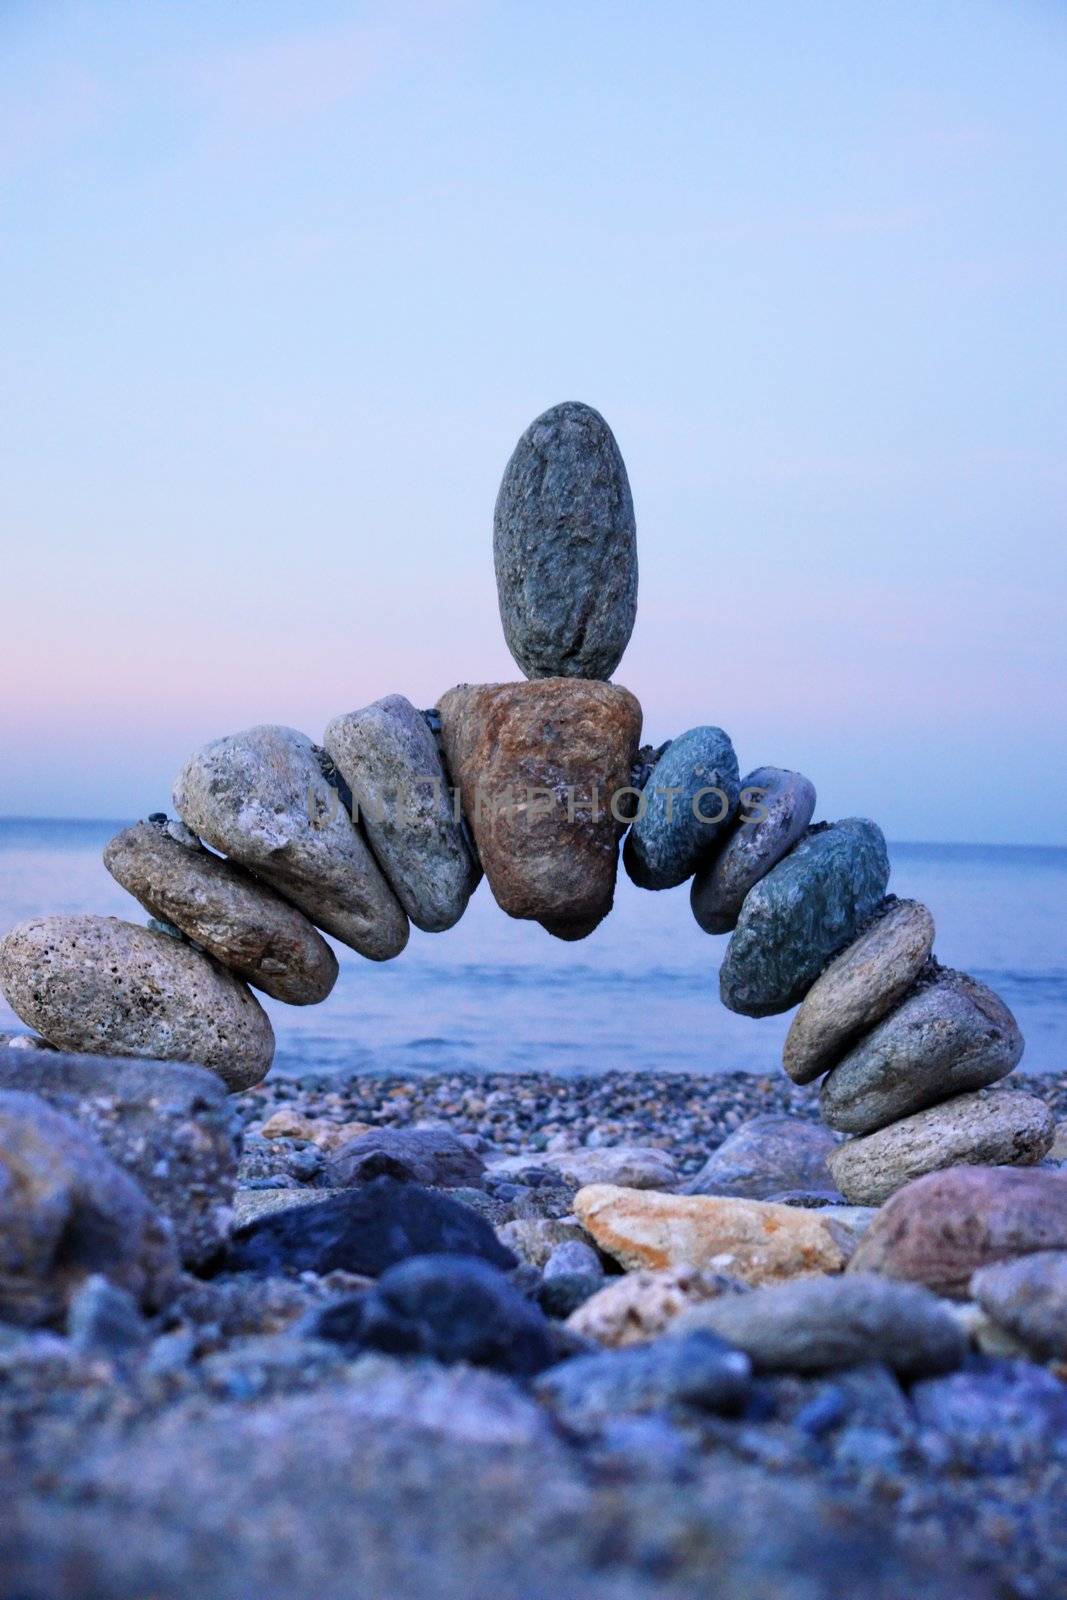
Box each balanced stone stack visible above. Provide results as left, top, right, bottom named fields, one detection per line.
left=0, top=399, right=1047, bottom=1213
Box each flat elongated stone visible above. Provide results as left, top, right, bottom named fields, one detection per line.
left=971, top=1252, right=1067, bottom=1361
left=623, top=726, right=739, bottom=890
left=323, top=695, right=479, bottom=933
left=848, top=1165, right=1067, bottom=1298
left=828, top=1090, right=1055, bottom=1205
left=0, top=1090, right=179, bottom=1326
left=820, top=969, right=1024, bottom=1135
left=783, top=899, right=935, bottom=1083
left=0, top=915, right=273, bottom=1091
left=104, top=818, right=338, bottom=1005
left=0, top=1048, right=238, bottom=1267
left=676, top=1273, right=965, bottom=1378
left=437, top=679, right=641, bottom=940
left=574, top=1184, right=848, bottom=1284
left=174, top=724, right=408, bottom=961
left=493, top=401, right=638, bottom=681
left=719, top=819, right=890, bottom=1017
left=691, top=767, right=817, bottom=934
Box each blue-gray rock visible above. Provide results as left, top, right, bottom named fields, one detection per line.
left=229, top=1176, right=517, bottom=1278
left=970, top=1251, right=1067, bottom=1362
left=719, top=820, right=890, bottom=1017
left=534, top=1331, right=752, bottom=1423
left=311, top=1255, right=556, bottom=1377
left=691, top=767, right=817, bottom=934
left=323, top=695, right=480, bottom=932
left=624, top=726, right=740, bottom=890
left=911, top=1359, right=1067, bottom=1474
left=675, top=1273, right=965, bottom=1378
left=683, top=1115, right=839, bottom=1198
left=0, top=1048, right=239, bottom=1269
left=325, top=1126, right=486, bottom=1189
left=539, top=1239, right=605, bottom=1318
left=0, top=1090, right=179, bottom=1327
left=820, top=970, right=1025, bottom=1136
left=67, top=1275, right=148, bottom=1360
left=493, top=401, right=638, bottom=681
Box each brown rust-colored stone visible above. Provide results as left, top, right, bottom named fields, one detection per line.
left=437, top=679, right=642, bottom=940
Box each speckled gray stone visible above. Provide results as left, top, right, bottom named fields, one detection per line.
left=104, top=818, right=338, bottom=1005
left=718, top=820, right=890, bottom=1018
left=0, top=1048, right=238, bottom=1267
left=820, top=969, right=1025, bottom=1136
left=323, top=695, right=479, bottom=933
left=0, top=915, right=274, bottom=1091
left=827, top=1090, right=1054, bottom=1205
left=624, top=726, right=740, bottom=890
left=691, top=767, right=817, bottom=934
left=493, top=401, right=638, bottom=681
left=783, top=899, right=935, bottom=1083
left=174, top=724, right=408, bottom=961
left=683, top=1116, right=839, bottom=1198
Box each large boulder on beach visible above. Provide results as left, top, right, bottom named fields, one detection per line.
left=573, top=1184, right=849, bottom=1284
left=623, top=726, right=740, bottom=890
left=0, top=1048, right=238, bottom=1267
left=691, top=767, right=817, bottom=934
left=827, top=1090, right=1055, bottom=1205
left=0, top=915, right=274, bottom=1091
left=719, top=820, right=890, bottom=1017
left=783, top=898, right=935, bottom=1083
left=493, top=401, right=638, bottom=681
left=104, top=817, right=338, bottom=1005
left=848, top=1165, right=1067, bottom=1298
left=173, top=724, right=408, bottom=961
left=323, top=695, right=480, bottom=933
left=437, top=679, right=642, bottom=940
left=820, top=969, right=1024, bottom=1135
left=676, top=1273, right=966, bottom=1378
left=0, top=1089, right=179, bottom=1326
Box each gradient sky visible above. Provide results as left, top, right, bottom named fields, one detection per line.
left=2, top=1, right=1065, bottom=841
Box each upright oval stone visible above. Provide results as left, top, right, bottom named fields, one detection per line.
left=104, top=818, right=338, bottom=1005
left=437, top=679, right=642, bottom=940
left=690, top=767, right=816, bottom=934
left=494, top=402, right=638, bottom=681
left=623, top=726, right=739, bottom=890
left=782, top=898, right=935, bottom=1083
left=718, top=819, right=890, bottom=1017
left=323, top=695, right=480, bottom=933
left=174, top=725, right=408, bottom=961
left=0, top=915, right=274, bottom=1090
left=819, top=968, right=1024, bottom=1135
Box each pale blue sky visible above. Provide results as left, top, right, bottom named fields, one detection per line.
left=2, top=0, right=1065, bottom=841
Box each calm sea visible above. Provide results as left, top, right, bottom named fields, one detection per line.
left=1, top=818, right=1065, bottom=1078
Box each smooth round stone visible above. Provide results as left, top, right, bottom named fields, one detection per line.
left=623, top=726, right=739, bottom=890
left=676, top=1273, right=966, bottom=1379
left=827, top=1090, right=1055, bottom=1205
left=691, top=767, right=816, bottom=934
left=718, top=819, right=890, bottom=1018
left=323, top=695, right=480, bottom=933
left=971, top=1252, right=1067, bottom=1361
left=174, top=725, right=408, bottom=961
left=682, top=1115, right=838, bottom=1199
left=104, top=818, right=338, bottom=1005
left=436, top=679, right=642, bottom=941
left=782, top=899, right=935, bottom=1083
left=493, top=401, right=638, bottom=681
left=0, top=915, right=274, bottom=1090
left=820, top=969, right=1024, bottom=1136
